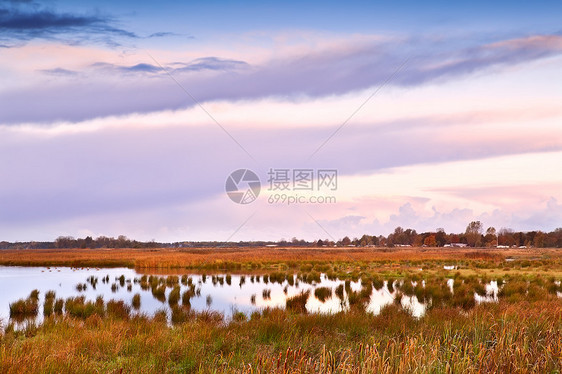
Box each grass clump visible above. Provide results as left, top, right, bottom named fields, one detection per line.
left=43, top=291, right=56, bottom=317
left=132, top=293, right=141, bottom=310
left=314, top=287, right=332, bottom=302
left=9, top=291, right=40, bottom=319
left=168, top=286, right=181, bottom=306
left=286, top=290, right=310, bottom=313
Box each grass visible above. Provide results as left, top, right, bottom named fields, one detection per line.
left=3, top=248, right=562, bottom=372
left=168, top=286, right=181, bottom=306
left=9, top=290, right=40, bottom=320
left=286, top=290, right=310, bottom=313
left=64, top=296, right=105, bottom=319
left=132, top=294, right=141, bottom=310
left=43, top=291, right=56, bottom=317
left=314, top=287, right=332, bottom=302
left=181, top=290, right=192, bottom=307
left=2, top=247, right=561, bottom=272
left=2, top=300, right=562, bottom=373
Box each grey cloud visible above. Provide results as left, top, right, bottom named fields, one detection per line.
left=0, top=7, right=137, bottom=41
left=39, top=67, right=78, bottom=76
left=147, top=31, right=185, bottom=38
left=90, top=57, right=251, bottom=76
left=90, top=62, right=161, bottom=74
left=172, top=57, right=250, bottom=72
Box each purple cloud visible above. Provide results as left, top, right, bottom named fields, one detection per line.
left=2, top=33, right=561, bottom=124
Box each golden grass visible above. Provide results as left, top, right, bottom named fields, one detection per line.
left=2, top=248, right=562, bottom=372
left=1, top=247, right=561, bottom=269
left=1, top=300, right=562, bottom=373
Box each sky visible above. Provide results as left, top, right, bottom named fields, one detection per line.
left=0, top=0, right=561, bottom=242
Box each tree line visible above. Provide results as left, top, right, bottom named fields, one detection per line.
left=330, top=223, right=562, bottom=248
left=0, top=222, right=561, bottom=249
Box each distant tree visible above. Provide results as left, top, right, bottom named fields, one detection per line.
left=465, top=221, right=483, bottom=247
left=404, top=228, right=417, bottom=245
left=359, top=234, right=372, bottom=247
left=55, top=236, right=75, bottom=249
left=485, top=227, right=497, bottom=247
left=392, top=227, right=405, bottom=245
left=553, top=228, right=562, bottom=247
left=499, top=228, right=516, bottom=247
left=412, top=234, right=424, bottom=247
left=341, top=236, right=351, bottom=246
left=83, top=236, right=93, bottom=248
left=534, top=231, right=546, bottom=248
left=424, top=235, right=437, bottom=247
left=435, top=228, right=447, bottom=246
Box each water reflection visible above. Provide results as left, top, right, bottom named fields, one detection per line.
left=0, top=266, right=507, bottom=326
left=474, top=281, right=499, bottom=303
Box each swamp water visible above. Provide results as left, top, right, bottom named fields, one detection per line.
left=0, top=266, right=499, bottom=326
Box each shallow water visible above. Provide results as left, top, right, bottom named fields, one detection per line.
left=0, top=266, right=500, bottom=325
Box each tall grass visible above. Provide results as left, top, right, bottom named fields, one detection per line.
left=43, top=291, right=56, bottom=317
left=2, top=300, right=562, bottom=373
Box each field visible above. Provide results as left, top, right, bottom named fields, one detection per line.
left=2, top=247, right=562, bottom=373
left=2, top=246, right=562, bottom=268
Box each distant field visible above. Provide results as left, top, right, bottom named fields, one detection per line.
left=1, top=246, right=561, bottom=270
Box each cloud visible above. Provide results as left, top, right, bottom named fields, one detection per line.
left=39, top=67, right=78, bottom=76
left=0, top=2, right=184, bottom=48
left=0, top=93, right=560, bottom=240
left=91, top=62, right=161, bottom=74
left=518, top=197, right=562, bottom=231
left=148, top=32, right=175, bottom=38
left=0, top=7, right=136, bottom=42
left=88, top=57, right=251, bottom=76
left=172, top=57, right=251, bottom=72
left=310, top=195, right=562, bottom=242
left=2, top=32, right=561, bottom=124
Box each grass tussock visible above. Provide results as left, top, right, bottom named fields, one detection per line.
left=314, top=287, right=332, bottom=302
left=9, top=290, right=40, bottom=320
left=286, top=290, right=310, bottom=313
